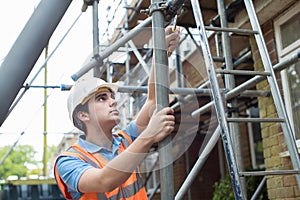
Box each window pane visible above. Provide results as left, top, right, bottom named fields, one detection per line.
left=280, top=13, right=300, bottom=48
left=287, top=60, right=300, bottom=138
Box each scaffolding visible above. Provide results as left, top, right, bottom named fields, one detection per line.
left=70, top=0, right=300, bottom=199
left=1, top=0, right=300, bottom=199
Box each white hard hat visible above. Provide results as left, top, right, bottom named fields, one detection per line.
left=67, top=75, right=118, bottom=121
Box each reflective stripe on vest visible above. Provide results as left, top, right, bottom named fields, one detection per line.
left=54, top=131, right=148, bottom=200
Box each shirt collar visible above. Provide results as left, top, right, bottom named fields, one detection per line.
left=78, top=134, right=122, bottom=155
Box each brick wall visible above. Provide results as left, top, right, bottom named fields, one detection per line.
left=174, top=133, right=220, bottom=200
left=251, top=19, right=300, bottom=199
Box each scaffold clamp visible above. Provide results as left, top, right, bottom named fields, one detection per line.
left=141, top=2, right=167, bottom=16
left=94, top=54, right=103, bottom=66
left=141, top=0, right=184, bottom=23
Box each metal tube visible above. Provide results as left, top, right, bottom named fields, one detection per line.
left=227, top=118, right=284, bottom=123
left=151, top=0, right=174, bottom=198
left=148, top=183, right=161, bottom=200
left=175, top=47, right=183, bottom=88
left=240, top=170, right=300, bottom=176
left=93, top=0, right=99, bottom=56
left=250, top=176, right=266, bottom=200
left=184, top=151, right=192, bottom=200
left=127, top=40, right=150, bottom=74
left=118, top=86, right=212, bottom=95
left=217, top=0, right=246, bottom=197
left=43, top=45, right=48, bottom=177
left=24, top=85, right=61, bottom=89
left=205, top=26, right=257, bottom=35
left=0, top=0, right=72, bottom=126
left=239, top=90, right=270, bottom=97
left=71, top=17, right=152, bottom=80
left=175, top=40, right=192, bottom=200
left=275, top=50, right=300, bottom=71
left=215, top=32, right=221, bottom=57
left=215, top=69, right=270, bottom=76
left=175, top=126, right=220, bottom=200
left=93, top=0, right=101, bottom=77
left=124, top=0, right=132, bottom=121
left=60, top=84, right=213, bottom=95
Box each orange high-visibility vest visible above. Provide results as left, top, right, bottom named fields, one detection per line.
left=54, top=131, right=148, bottom=200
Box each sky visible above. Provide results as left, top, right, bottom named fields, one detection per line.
left=0, top=0, right=124, bottom=160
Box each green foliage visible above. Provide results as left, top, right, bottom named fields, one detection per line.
left=246, top=173, right=268, bottom=200
left=0, top=145, right=39, bottom=180
left=212, top=174, right=235, bottom=200
left=47, top=145, right=57, bottom=161
left=213, top=171, right=268, bottom=200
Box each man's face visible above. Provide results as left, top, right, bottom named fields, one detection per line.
left=87, top=87, right=120, bottom=129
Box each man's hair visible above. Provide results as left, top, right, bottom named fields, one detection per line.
left=72, top=103, right=89, bottom=133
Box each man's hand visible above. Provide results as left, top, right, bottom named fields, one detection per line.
left=165, top=26, right=180, bottom=53
left=140, top=107, right=175, bottom=144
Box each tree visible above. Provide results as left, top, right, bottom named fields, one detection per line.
left=46, top=145, right=58, bottom=176
left=47, top=145, right=57, bottom=163
left=0, top=145, right=39, bottom=180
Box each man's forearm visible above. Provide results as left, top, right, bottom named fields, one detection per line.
left=101, top=136, right=152, bottom=188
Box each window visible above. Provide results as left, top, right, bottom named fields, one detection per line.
left=280, top=14, right=300, bottom=49
left=274, top=2, right=300, bottom=142
left=143, top=152, right=160, bottom=195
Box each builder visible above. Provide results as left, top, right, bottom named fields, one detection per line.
left=54, top=26, right=180, bottom=200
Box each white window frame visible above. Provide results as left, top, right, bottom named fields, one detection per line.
left=144, top=152, right=160, bottom=195
left=274, top=1, right=300, bottom=145
left=274, top=2, right=300, bottom=57
left=247, top=107, right=265, bottom=169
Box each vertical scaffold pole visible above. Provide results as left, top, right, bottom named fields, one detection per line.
left=151, top=0, right=174, bottom=199
left=43, top=45, right=49, bottom=177
left=92, top=0, right=101, bottom=77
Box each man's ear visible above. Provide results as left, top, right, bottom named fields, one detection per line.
left=77, top=111, right=89, bottom=121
